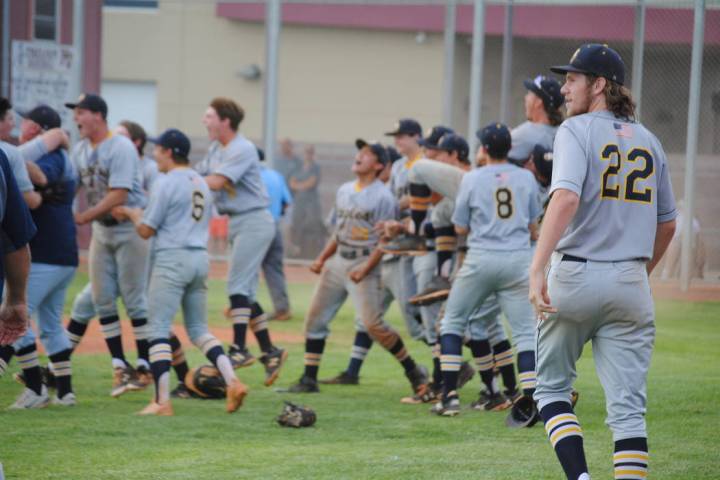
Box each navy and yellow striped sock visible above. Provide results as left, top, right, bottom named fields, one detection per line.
left=409, top=183, right=432, bottom=235
left=467, top=338, right=495, bottom=394
left=434, top=226, right=456, bottom=278
left=492, top=340, right=517, bottom=392
left=517, top=350, right=536, bottom=396
left=99, top=315, right=127, bottom=368
left=440, top=334, right=463, bottom=399
left=540, top=401, right=588, bottom=480
left=149, top=339, right=172, bottom=403
left=49, top=349, right=73, bottom=398
left=16, top=345, right=43, bottom=395
left=66, top=319, right=88, bottom=350
left=250, top=302, right=273, bottom=353
left=614, top=437, right=648, bottom=479
left=229, top=294, right=251, bottom=349
left=304, top=338, right=326, bottom=380
left=0, top=345, right=14, bottom=377
left=389, top=339, right=416, bottom=373
left=346, top=331, right=372, bottom=378
left=431, top=342, right=443, bottom=387
left=169, top=333, right=189, bottom=383
left=131, top=318, right=150, bottom=367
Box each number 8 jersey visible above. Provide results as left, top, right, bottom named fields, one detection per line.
left=142, top=167, right=212, bottom=252
left=552, top=110, right=677, bottom=261
left=453, top=163, right=541, bottom=250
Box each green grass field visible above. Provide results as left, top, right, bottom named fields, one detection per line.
left=1, top=272, right=719, bottom=479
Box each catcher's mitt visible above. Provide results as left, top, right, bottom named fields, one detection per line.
left=185, top=365, right=226, bottom=399
left=276, top=401, right=316, bottom=428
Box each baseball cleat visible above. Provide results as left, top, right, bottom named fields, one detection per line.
left=225, top=379, right=249, bottom=413
left=430, top=396, right=461, bottom=417
left=405, top=364, right=430, bottom=397
left=14, top=366, right=56, bottom=390
left=8, top=386, right=49, bottom=410
left=408, top=276, right=451, bottom=306
left=505, top=388, right=523, bottom=404
left=228, top=344, right=256, bottom=369
left=286, top=375, right=320, bottom=393
left=380, top=234, right=427, bottom=256
left=259, top=347, right=288, bottom=386
left=457, top=361, right=475, bottom=390
left=135, top=365, right=153, bottom=388
left=483, top=391, right=512, bottom=411
left=170, top=383, right=198, bottom=399
left=51, top=392, right=77, bottom=407
left=111, top=366, right=133, bottom=397
left=137, top=401, right=174, bottom=416
left=400, top=386, right=440, bottom=404
left=319, top=371, right=360, bottom=385
left=470, top=390, right=491, bottom=410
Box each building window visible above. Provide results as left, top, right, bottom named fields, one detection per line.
left=34, top=0, right=58, bottom=41
left=104, top=0, right=159, bottom=7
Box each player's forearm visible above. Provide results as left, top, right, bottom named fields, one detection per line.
left=454, top=225, right=469, bottom=236
left=23, top=191, right=42, bottom=210
left=204, top=174, right=229, bottom=191
left=25, top=160, right=48, bottom=187
left=317, top=238, right=338, bottom=262
left=82, top=189, right=129, bottom=222
left=2, top=245, right=30, bottom=305
left=530, top=189, right=579, bottom=273
left=360, top=248, right=385, bottom=275
left=647, top=219, right=677, bottom=275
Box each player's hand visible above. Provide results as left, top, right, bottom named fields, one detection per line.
left=110, top=206, right=128, bottom=221
left=398, top=195, right=410, bottom=211
left=0, top=302, right=29, bottom=346
left=528, top=267, right=556, bottom=322
left=74, top=211, right=90, bottom=225
left=309, top=259, right=324, bottom=274
left=349, top=267, right=366, bottom=283
left=46, top=128, right=70, bottom=150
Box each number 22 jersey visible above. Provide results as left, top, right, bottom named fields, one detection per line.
left=142, top=167, right=212, bottom=252
left=551, top=110, right=677, bottom=262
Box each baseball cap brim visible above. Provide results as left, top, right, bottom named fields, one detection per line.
left=418, top=138, right=441, bottom=149
left=549, top=64, right=589, bottom=76
left=355, top=138, right=369, bottom=150
left=64, top=102, right=80, bottom=110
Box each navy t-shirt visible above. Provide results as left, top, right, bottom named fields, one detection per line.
left=0, top=149, right=38, bottom=298
left=29, top=149, right=78, bottom=266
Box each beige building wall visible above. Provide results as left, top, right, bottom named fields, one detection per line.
left=102, top=1, right=448, bottom=142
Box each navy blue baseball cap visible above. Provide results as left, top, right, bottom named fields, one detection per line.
left=149, top=128, right=191, bottom=158
left=523, top=75, right=564, bottom=110
left=419, top=125, right=454, bottom=149
left=20, top=105, right=61, bottom=130
left=550, top=43, right=626, bottom=86
left=477, top=122, right=512, bottom=159
left=384, top=118, right=422, bottom=137
left=437, top=133, right=469, bottom=162
left=356, top=138, right=389, bottom=165
left=386, top=146, right=402, bottom=164
left=64, top=93, right=108, bottom=118
left=530, top=143, right=553, bottom=184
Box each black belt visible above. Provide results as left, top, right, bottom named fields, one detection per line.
left=339, top=248, right=370, bottom=260
left=97, top=217, right=120, bottom=227
left=561, top=254, right=587, bottom=263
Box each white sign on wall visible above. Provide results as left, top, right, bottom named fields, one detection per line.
left=11, top=40, right=77, bottom=128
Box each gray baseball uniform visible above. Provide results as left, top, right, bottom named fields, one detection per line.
left=508, top=121, right=557, bottom=163
left=306, top=179, right=402, bottom=350
left=72, top=133, right=149, bottom=320
left=534, top=110, right=677, bottom=441
left=0, top=141, right=33, bottom=193
left=140, top=156, right=160, bottom=193
left=196, top=134, right=273, bottom=300
left=143, top=167, right=213, bottom=343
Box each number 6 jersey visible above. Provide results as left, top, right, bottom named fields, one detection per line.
left=452, top=163, right=541, bottom=251
left=142, top=167, right=212, bottom=251
left=551, top=110, right=677, bottom=261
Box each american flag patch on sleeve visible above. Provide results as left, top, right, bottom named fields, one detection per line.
left=614, top=122, right=633, bottom=138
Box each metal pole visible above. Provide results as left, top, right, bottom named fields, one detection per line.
left=680, top=0, right=705, bottom=291
left=263, top=0, right=281, bottom=168
left=468, top=0, right=485, bottom=157
left=631, top=0, right=646, bottom=121
left=442, top=0, right=456, bottom=126
left=499, top=0, right=513, bottom=124
left=1, top=0, right=10, bottom=98
left=73, top=0, right=85, bottom=94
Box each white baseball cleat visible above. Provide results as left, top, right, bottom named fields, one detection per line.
left=52, top=392, right=77, bottom=407
left=8, top=386, right=49, bottom=410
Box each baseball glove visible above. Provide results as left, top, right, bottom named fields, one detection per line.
left=505, top=394, right=540, bottom=428
left=185, top=365, right=226, bottom=399
left=276, top=401, right=317, bottom=428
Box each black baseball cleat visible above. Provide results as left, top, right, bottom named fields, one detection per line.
left=483, top=391, right=511, bottom=411
left=401, top=382, right=440, bottom=404
left=380, top=234, right=427, bottom=256
left=170, top=382, right=201, bottom=399
left=409, top=276, right=451, bottom=306
left=405, top=364, right=430, bottom=396
left=228, top=344, right=256, bottom=369
left=457, top=361, right=475, bottom=390
left=470, top=390, right=491, bottom=410
left=430, top=395, right=461, bottom=417
left=319, top=371, right=360, bottom=385
left=287, top=375, right=320, bottom=393
left=505, top=388, right=523, bottom=404
left=259, top=347, right=288, bottom=387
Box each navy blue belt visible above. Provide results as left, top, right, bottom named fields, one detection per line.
left=339, top=248, right=370, bottom=260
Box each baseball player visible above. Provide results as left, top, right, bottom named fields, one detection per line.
left=0, top=148, right=37, bottom=397
left=114, top=128, right=247, bottom=416
left=529, top=44, right=677, bottom=480
left=2, top=105, right=78, bottom=408
left=286, top=140, right=428, bottom=396
left=118, top=120, right=160, bottom=192
left=432, top=123, right=541, bottom=417
left=196, top=97, right=286, bottom=386
left=65, top=94, right=151, bottom=397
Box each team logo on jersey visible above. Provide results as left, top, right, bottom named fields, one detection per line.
left=613, top=122, right=633, bottom=138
